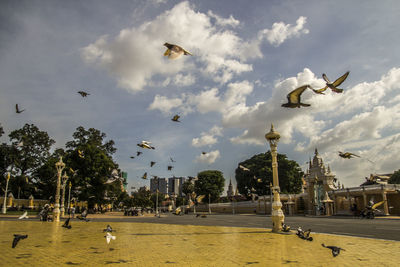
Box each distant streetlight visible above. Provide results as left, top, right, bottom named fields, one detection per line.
left=265, top=124, right=285, bottom=232
left=54, top=157, right=65, bottom=222
left=208, top=193, right=211, bottom=214
left=60, top=172, right=69, bottom=217
left=2, top=172, right=11, bottom=214
left=67, top=181, right=72, bottom=214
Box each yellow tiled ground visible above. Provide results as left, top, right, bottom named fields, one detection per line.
left=0, top=220, right=399, bottom=266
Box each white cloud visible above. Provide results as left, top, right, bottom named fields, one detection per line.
left=192, top=125, right=223, bottom=147
left=83, top=2, right=310, bottom=92
left=258, top=16, right=309, bottom=47
left=148, top=94, right=183, bottom=114
left=195, top=150, right=220, bottom=164
left=192, top=135, right=218, bottom=147
left=173, top=73, right=196, bottom=87
left=207, top=11, right=239, bottom=28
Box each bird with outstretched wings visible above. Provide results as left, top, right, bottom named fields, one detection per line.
left=239, top=165, right=250, bottom=171
left=104, top=232, right=116, bottom=244
left=62, top=218, right=72, bottom=229
left=282, top=85, right=313, bottom=108
left=150, top=161, right=156, bottom=167
left=142, top=172, right=148, bottom=180
left=322, top=244, right=345, bottom=257
left=338, top=151, right=360, bottom=159
left=171, top=115, right=181, bottom=122
left=136, top=151, right=142, bottom=156
left=18, top=211, right=28, bottom=219
left=78, top=91, right=90, bottom=97
left=15, top=104, right=25, bottom=113
left=163, top=43, right=192, bottom=59
left=12, top=234, right=28, bottom=248
left=372, top=201, right=385, bottom=210
left=170, top=157, right=176, bottom=162
left=137, top=141, right=155, bottom=149
left=313, top=71, right=349, bottom=94
left=167, top=166, right=173, bottom=171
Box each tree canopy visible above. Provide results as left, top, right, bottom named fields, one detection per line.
left=235, top=152, right=303, bottom=196
left=2, top=124, right=55, bottom=199
left=194, top=170, right=225, bottom=203
left=389, top=170, right=400, bottom=184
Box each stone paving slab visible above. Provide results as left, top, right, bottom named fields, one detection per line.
left=0, top=220, right=399, bottom=266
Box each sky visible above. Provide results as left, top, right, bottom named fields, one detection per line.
left=1, top=0, right=400, bottom=194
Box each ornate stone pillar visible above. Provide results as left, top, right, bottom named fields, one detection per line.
left=362, top=187, right=367, bottom=209
left=381, top=187, right=389, bottom=215
left=29, top=195, right=34, bottom=209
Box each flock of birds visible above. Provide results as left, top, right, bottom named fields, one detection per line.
left=13, top=210, right=117, bottom=248
left=282, top=223, right=345, bottom=257
left=10, top=42, right=364, bottom=259
left=280, top=71, right=375, bottom=162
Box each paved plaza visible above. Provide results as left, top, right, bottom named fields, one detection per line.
left=1, top=213, right=400, bottom=266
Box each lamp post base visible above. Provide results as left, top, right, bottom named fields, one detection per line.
left=53, top=205, right=60, bottom=222
left=271, top=191, right=285, bottom=232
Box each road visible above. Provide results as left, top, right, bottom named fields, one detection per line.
left=86, top=213, right=400, bottom=241
left=2, top=213, right=399, bottom=241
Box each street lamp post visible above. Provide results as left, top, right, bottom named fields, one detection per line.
left=265, top=124, right=285, bottom=232
left=2, top=172, right=11, bottom=214
left=67, top=181, right=72, bottom=214
left=54, top=157, right=65, bottom=222
left=208, top=193, right=211, bottom=214
left=60, top=172, right=69, bottom=218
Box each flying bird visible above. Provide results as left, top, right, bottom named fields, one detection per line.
left=282, top=85, right=313, bottom=108
left=196, top=195, right=205, bottom=204
left=136, top=151, right=142, bottom=156
left=103, top=225, right=114, bottom=233
left=372, top=200, right=385, bottom=210
left=130, top=156, right=135, bottom=159
left=69, top=168, right=78, bottom=176
left=150, top=161, right=156, bottom=167
left=313, top=71, right=350, bottom=94
left=12, top=234, right=28, bottom=248
left=170, top=157, right=176, bottom=162
left=77, top=209, right=89, bottom=222
left=62, top=218, right=72, bottom=229
left=167, top=166, right=173, bottom=171
left=137, top=141, right=155, bottom=150
left=78, top=91, right=90, bottom=97
left=142, top=172, right=148, bottom=180
left=18, top=211, right=29, bottom=220
left=15, top=104, right=25, bottom=114
left=239, top=165, right=250, bottom=171
left=338, top=151, right=360, bottom=159
left=104, top=232, right=116, bottom=244
left=321, top=244, right=345, bottom=257
left=171, top=115, right=181, bottom=122
left=163, top=43, right=192, bottom=59
left=202, top=152, right=207, bottom=155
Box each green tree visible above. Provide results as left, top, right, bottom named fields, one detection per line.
left=194, top=170, right=225, bottom=203
left=389, top=170, right=400, bottom=184
left=150, top=191, right=166, bottom=210
left=182, top=180, right=194, bottom=197
left=64, top=126, right=120, bottom=208
left=7, top=124, right=55, bottom=198
left=235, top=152, right=303, bottom=196
left=131, top=187, right=152, bottom=208
left=33, top=148, right=65, bottom=200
